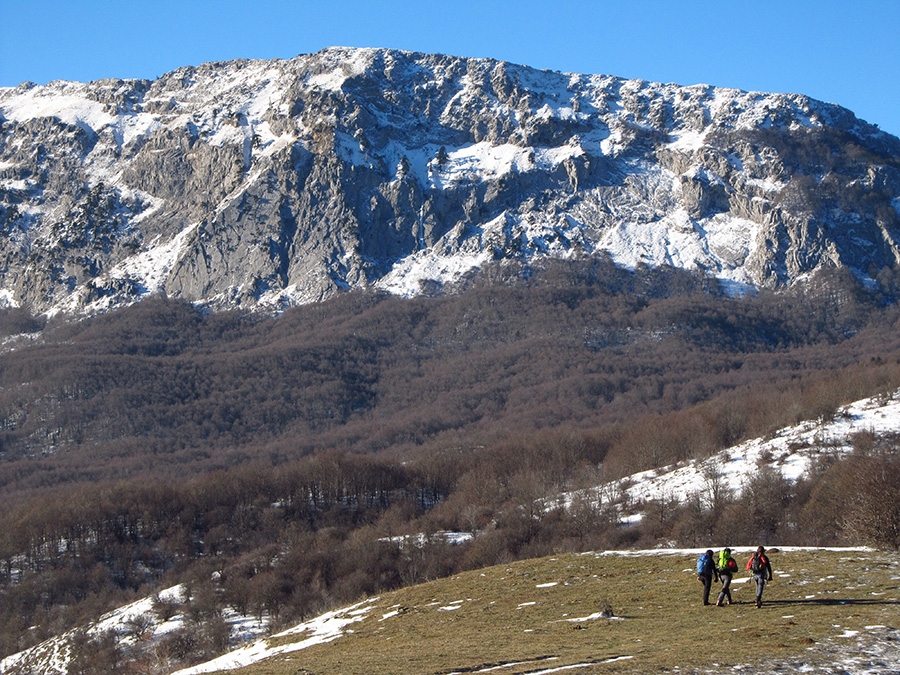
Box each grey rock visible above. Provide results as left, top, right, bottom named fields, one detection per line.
left=0, top=47, right=898, bottom=316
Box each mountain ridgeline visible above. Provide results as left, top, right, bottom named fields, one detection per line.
left=1, top=47, right=900, bottom=316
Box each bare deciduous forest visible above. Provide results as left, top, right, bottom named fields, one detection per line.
left=3, top=258, right=900, bottom=662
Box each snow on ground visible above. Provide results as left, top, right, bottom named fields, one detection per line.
left=108, top=223, right=198, bottom=294
left=384, top=531, right=475, bottom=548
left=0, top=288, right=19, bottom=308
left=667, top=128, right=709, bottom=152
left=0, top=584, right=269, bottom=675
left=0, top=87, right=115, bottom=133
left=171, top=599, right=379, bottom=675
left=589, top=391, right=900, bottom=517
left=590, top=199, right=760, bottom=295
left=451, top=655, right=635, bottom=674
left=94, top=584, right=186, bottom=635
left=375, top=246, right=490, bottom=297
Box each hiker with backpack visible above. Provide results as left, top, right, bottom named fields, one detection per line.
left=715, top=547, right=738, bottom=606
left=746, top=545, right=773, bottom=608
left=696, top=549, right=719, bottom=605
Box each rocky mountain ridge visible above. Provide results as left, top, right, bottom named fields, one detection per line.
left=1, top=46, right=900, bottom=316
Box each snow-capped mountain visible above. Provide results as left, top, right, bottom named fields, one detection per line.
left=1, top=47, right=899, bottom=316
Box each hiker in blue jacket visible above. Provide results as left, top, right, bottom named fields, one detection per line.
left=696, top=549, right=719, bottom=605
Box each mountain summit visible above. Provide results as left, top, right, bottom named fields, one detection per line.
left=1, top=47, right=899, bottom=316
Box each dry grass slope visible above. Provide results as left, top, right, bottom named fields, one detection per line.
left=224, top=549, right=900, bottom=675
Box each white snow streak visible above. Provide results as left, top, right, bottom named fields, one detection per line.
left=616, top=392, right=900, bottom=510
left=172, top=599, right=378, bottom=675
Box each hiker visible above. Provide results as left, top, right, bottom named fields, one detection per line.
left=746, top=545, right=773, bottom=608
left=715, top=547, right=738, bottom=606
left=696, top=549, right=719, bottom=605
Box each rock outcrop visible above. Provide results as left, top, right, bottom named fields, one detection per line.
left=1, top=47, right=899, bottom=315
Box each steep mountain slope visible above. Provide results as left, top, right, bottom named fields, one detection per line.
left=2, top=47, right=899, bottom=316
left=1, top=265, right=896, bottom=500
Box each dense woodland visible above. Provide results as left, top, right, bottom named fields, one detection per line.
left=3, top=258, right=900, bottom=666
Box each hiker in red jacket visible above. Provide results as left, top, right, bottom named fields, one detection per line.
left=746, top=545, right=773, bottom=607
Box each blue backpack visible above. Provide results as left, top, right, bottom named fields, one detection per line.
left=696, top=552, right=712, bottom=576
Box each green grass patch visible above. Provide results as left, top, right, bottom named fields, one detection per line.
left=230, top=549, right=900, bottom=675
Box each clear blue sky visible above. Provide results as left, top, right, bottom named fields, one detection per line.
left=2, top=0, right=899, bottom=137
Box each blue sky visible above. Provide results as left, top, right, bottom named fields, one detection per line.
left=2, top=0, right=899, bottom=137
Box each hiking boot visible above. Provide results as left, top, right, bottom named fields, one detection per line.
left=756, top=598, right=762, bottom=608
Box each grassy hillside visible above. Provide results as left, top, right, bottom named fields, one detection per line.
left=206, top=549, right=900, bottom=675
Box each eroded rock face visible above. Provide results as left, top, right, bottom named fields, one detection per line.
left=1, top=47, right=899, bottom=315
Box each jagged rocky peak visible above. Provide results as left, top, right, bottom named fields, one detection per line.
left=1, top=47, right=899, bottom=317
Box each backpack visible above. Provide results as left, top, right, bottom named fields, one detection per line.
left=717, top=550, right=729, bottom=570
left=697, top=552, right=712, bottom=576
left=717, top=550, right=737, bottom=574
left=748, top=552, right=767, bottom=573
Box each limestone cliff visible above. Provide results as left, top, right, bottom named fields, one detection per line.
left=1, top=47, right=898, bottom=315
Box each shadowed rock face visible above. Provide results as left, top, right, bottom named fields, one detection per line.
left=1, top=47, right=899, bottom=316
